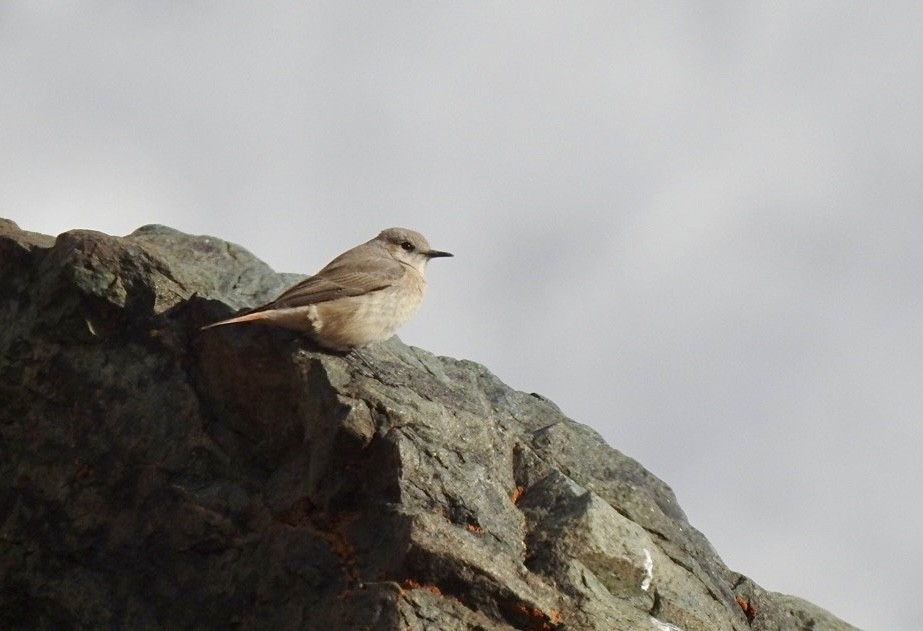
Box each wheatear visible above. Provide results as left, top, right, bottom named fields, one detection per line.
left=202, top=228, right=452, bottom=350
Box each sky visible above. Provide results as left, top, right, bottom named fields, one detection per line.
left=3, top=3, right=922, bottom=629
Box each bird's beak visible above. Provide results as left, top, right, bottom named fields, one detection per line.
left=426, top=249, right=453, bottom=259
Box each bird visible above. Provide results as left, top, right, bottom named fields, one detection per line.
left=201, top=227, right=452, bottom=351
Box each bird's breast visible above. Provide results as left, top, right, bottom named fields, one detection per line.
left=310, top=274, right=426, bottom=349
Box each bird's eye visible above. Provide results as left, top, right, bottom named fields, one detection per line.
left=401, top=241, right=414, bottom=251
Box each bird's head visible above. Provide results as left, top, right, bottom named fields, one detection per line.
left=378, top=227, right=453, bottom=273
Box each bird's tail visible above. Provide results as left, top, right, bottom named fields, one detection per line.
left=200, top=310, right=269, bottom=330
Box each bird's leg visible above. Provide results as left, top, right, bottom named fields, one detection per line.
left=347, top=347, right=380, bottom=377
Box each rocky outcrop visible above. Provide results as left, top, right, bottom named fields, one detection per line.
left=0, top=219, right=860, bottom=630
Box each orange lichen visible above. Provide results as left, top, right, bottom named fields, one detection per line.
left=499, top=599, right=559, bottom=631
left=511, top=485, right=525, bottom=504
left=274, top=503, right=359, bottom=580
left=399, top=579, right=442, bottom=596
left=736, top=595, right=758, bottom=622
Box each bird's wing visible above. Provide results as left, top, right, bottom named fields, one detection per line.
left=258, top=256, right=405, bottom=310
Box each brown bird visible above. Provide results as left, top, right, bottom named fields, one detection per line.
left=202, top=227, right=452, bottom=351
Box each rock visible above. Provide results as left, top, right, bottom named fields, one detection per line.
left=0, top=219, right=861, bottom=630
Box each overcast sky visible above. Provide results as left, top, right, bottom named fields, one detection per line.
left=3, top=3, right=922, bottom=629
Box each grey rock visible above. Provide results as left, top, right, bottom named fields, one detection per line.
left=0, top=219, right=862, bottom=630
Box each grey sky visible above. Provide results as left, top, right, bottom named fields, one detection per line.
left=3, top=3, right=922, bottom=629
